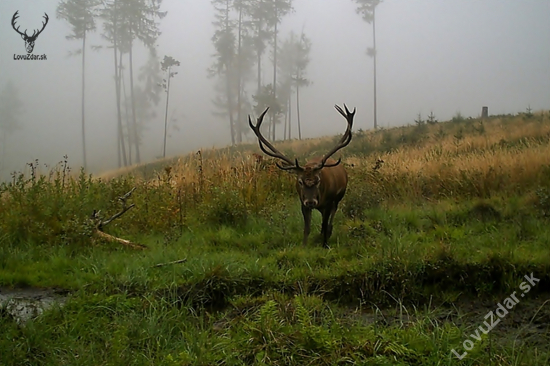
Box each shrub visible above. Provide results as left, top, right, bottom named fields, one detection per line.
left=427, top=111, right=438, bottom=125
left=452, top=111, right=465, bottom=123
left=536, top=187, right=550, bottom=217
left=202, top=186, right=249, bottom=228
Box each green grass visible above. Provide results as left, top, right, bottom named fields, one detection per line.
left=2, top=196, right=550, bottom=364
left=1, top=111, right=550, bottom=365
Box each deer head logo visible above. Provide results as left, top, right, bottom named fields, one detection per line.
left=12, top=11, right=49, bottom=54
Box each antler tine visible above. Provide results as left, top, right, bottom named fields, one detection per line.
left=317, top=104, right=355, bottom=169
left=334, top=104, right=354, bottom=142
left=11, top=11, right=26, bottom=36
left=276, top=158, right=301, bottom=171
left=248, top=107, right=297, bottom=168
left=35, top=13, right=49, bottom=37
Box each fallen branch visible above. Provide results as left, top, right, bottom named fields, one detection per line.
left=91, top=187, right=147, bottom=250
left=94, top=229, right=147, bottom=250
left=152, top=258, right=187, bottom=268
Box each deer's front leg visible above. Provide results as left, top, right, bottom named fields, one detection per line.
left=301, top=205, right=312, bottom=246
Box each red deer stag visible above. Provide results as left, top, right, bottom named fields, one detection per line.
left=249, top=104, right=355, bottom=247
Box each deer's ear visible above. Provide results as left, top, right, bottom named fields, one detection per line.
left=20, top=34, right=26, bottom=40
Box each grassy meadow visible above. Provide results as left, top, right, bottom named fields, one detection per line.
left=1, top=111, right=550, bottom=365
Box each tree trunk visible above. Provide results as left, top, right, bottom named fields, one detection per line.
left=283, top=97, right=287, bottom=141
left=372, top=6, right=377, bottom=130
left=120, top=58, right=132, bottom=165
left=296, top=80, right=302, bottom=140
left=225, top=65, right=235, bottom=145
left=114, top=49, right=127, bottom=167
left=272, top=17, right=278, bottom=141
left=163, top=66, right=171, bottom=158
left=225, top=0, right=235, bottom=145
left=256, top=20, right=262, bottom=96
left=113, top=0, right=127, bottom=168
left=236, top=5, right=243, bottom=143
left=288, top=92, right=292, bottom=140
left=81, top=33, right=87, bottom=170
left=128, top=36, right=141, bottom=163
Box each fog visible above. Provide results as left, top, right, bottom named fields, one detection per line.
left=0, top=0, right=549, bottom=178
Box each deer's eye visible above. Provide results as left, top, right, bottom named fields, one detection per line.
left=298, top=179, right=304, bottom=186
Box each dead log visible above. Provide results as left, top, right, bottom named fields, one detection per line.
left=91, top=187, right=147, bottom=250
left=152, top=258, right=187, bottom=268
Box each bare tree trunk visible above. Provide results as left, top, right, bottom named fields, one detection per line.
left=113, top=0, right=127, bottom=168
left=256, top=17, right=263, bottom=97
left=225, top=65, right=235, bottom=145
left=283, top=97, right=287, bottom=141
left=296, top=80, right=302, bottom=140
left=256, top=27, right=262, bottom=96
left=162, top=66, right=171, bottom=158
left=128, top=40, right=141, bottom=163
left=372, top=6, right=378, bottom=130
left=81, top=33, right=87, bottom=170
left=120, top=59, right=132, bottom=165
left=225, top=0, right=235, bottom=145
left=288, top=92, right=292, bottom=140
left=114, top=49, right=127, bottom=167
left=272, top=17, right=278, bottom=141
left=236, top=5, right=243, bottom=143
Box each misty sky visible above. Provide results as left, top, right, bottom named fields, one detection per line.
left=0, top=0, right=549, bottom=177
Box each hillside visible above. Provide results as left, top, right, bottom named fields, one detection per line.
left=1, top=110, right=550, bottom=365
left=106, top=109, right=550, bottom=204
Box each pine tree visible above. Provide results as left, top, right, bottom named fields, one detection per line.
left=160, top=55, right=180, bottom=158
left=56, top=0, right=101, bottom=170
left=210, top=0, right=238, bottom=144
left=116, top=0, right=166, bottom=163
left=265, top=0, right=293, bottom=140
left=100, top=0, right=129, bottom=167
left=294, top=29, right=311, bottom=140
left=354, top=0, right=381, bottom=129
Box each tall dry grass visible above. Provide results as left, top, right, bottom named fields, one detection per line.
left=347, top=114, right=550, bottom=199
left=95, top=112, right=549, bottom=205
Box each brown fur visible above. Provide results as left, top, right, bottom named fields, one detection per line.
left=248, top=104, right=355, bottom=247
left=295, top=157, right=348, bottom=247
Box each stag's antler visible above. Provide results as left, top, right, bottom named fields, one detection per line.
left=314, top=104, right=355, bottom=169
left=31, top=13, right=49, bottom=39
left=11, top=11, right=48, bottom=39
left=248, top=107, right=302, bottom=171
left=11, top=11, right=25, bottom=37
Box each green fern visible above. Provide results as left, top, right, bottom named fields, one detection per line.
left=294, top=297, right=312, bottom=328
left=258, top=299, right=280, bottom=329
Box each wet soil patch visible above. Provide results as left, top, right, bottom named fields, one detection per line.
left=350, top=296, right=550, bottom=350
left=0, top=287, right=69, bottom=324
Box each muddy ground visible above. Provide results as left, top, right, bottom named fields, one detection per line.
left=0, top=287, right=68, bottom=324
left=1, top=286, right=549, bottom=352
left=351, top=295, right=550, bottom=351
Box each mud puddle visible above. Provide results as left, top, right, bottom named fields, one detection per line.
left=0, top=287, right=69, bottom=324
